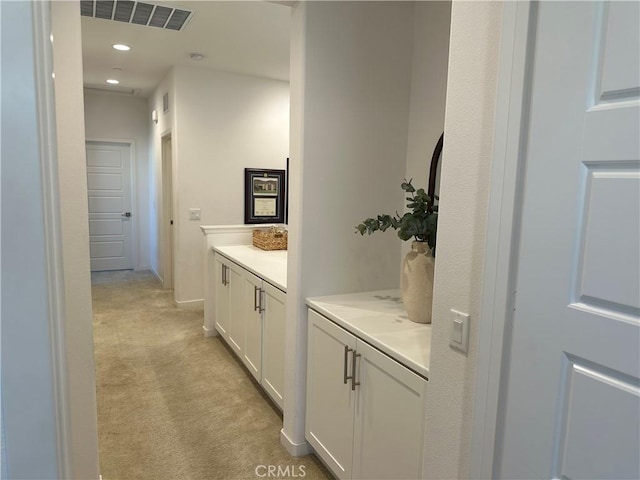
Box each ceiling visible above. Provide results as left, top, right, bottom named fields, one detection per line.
left=81, top=1, right=292, bottom=97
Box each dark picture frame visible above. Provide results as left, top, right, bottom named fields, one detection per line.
left=244, top=168, right=286, bottom=224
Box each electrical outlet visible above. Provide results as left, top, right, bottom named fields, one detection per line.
left=189, top=208, right=201, bottom=221
left=449, top=309, right=470, bottom=354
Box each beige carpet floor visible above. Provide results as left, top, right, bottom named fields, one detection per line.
left=92, top=270, right=332, bottom=480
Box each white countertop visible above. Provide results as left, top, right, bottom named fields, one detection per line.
left=307, top=289, right=431, bottom=378
left=214, top=245, right=287, bottom=292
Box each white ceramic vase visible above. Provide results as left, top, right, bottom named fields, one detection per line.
left=400, top=241, right=434, bottom=324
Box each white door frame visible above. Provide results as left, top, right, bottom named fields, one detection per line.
left=470, top=2, right=536, bottom=478
left=85, top=137, right=138, bottom=271
left=161, top=132, right=174, bottom=289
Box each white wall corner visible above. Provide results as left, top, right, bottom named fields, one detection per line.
left=174, top=299, right=204, bottom=309
left=423, top=2, right=505, bottom=479
left=280, top=428, right=312, bottom=457
left=202, top=325, right=220, bottom=337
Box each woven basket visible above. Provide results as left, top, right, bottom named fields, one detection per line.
left=253, top=228, right=288, bottom=251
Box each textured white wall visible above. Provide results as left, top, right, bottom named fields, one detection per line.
left=1, top=1, right=100, bottom=477
left=84, top=91, right=151, bottom=271
left=150, top=67, right=289, bottom=304
left=284, top=0, right=415, bottom=452
left=51, top=2, right=101, bottom=477
left=423, top=2, right=504, bottom=479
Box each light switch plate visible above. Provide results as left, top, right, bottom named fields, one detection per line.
left=449, top=309, right=470, bottom=354
left=189, top=208, right=201, bottom=221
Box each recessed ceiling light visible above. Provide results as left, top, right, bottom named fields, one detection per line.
left=106, top=79, right=120, bottom=85
left=112, top=44, right=131, bottom=51
left=189, top=53, right=205, bottom=61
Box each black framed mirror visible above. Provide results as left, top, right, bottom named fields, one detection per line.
left=427, top=132, right=443, bottom=213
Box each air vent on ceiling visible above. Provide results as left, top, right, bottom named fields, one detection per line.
left=80, top=1, right=193, bottom=31
left=84, top=84, right=139, bottom=96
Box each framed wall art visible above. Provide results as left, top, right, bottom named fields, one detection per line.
left=244, top=168, right=286, bottom=224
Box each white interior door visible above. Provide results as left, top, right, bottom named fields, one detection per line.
left=496, top=2, right=640, bottom=479
left=86, top=141, right=133, bottom=271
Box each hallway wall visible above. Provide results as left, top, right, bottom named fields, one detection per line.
left=150, top=66, right=289, bottom=305
left=1, top=2, right=62, bottom=476
left=51, top=2, right=101, bottom=477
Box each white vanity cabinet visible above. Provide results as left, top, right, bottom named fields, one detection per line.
left=306, top=307, right=429, bottom=480
left=212, top=248, right=287, bottom=410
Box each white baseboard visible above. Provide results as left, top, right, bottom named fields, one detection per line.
left=150, top=267, right=163, bottom=284
left=202, top=325, right=219, bottom=337
left=174, top=299, right=204, bottom=309
left=280, top=429, right=312, bottom=457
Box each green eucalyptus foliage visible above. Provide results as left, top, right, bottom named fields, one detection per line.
left=355, top=179, right=438, bottom=255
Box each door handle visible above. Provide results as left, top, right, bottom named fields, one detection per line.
left=344, top=346, right=353, bottom=384
left=222, top=264, right=227, bottom=286
left=121, top=212, right=131, bottom=217
left=351, top=350, right=361, bottom=391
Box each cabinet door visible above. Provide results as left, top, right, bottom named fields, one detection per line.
left=262, top=282, right=286, bottom=409
left=243, top=271, right=263, bottom=381
left=226, top=261, right=245, bottom=356
left=352, top=340, right=428, bottom=480
left=213, top=255, right=229, bottom=339
left=306, top=310, right=356, bottom=480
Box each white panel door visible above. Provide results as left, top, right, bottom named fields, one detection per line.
left=86, top=141, right=133, bottom=271
left=497, top=3, right=640, bottom=479
left=352, top=340, right=428, bottom=480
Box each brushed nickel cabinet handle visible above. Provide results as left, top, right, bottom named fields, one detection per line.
left=344, top=345, right=353, bottom=384
left=254, top=285, right=260, bottom=311
left=258, top=288, right=265, bottom=313
left=351, top=351, right=361, bottom=391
